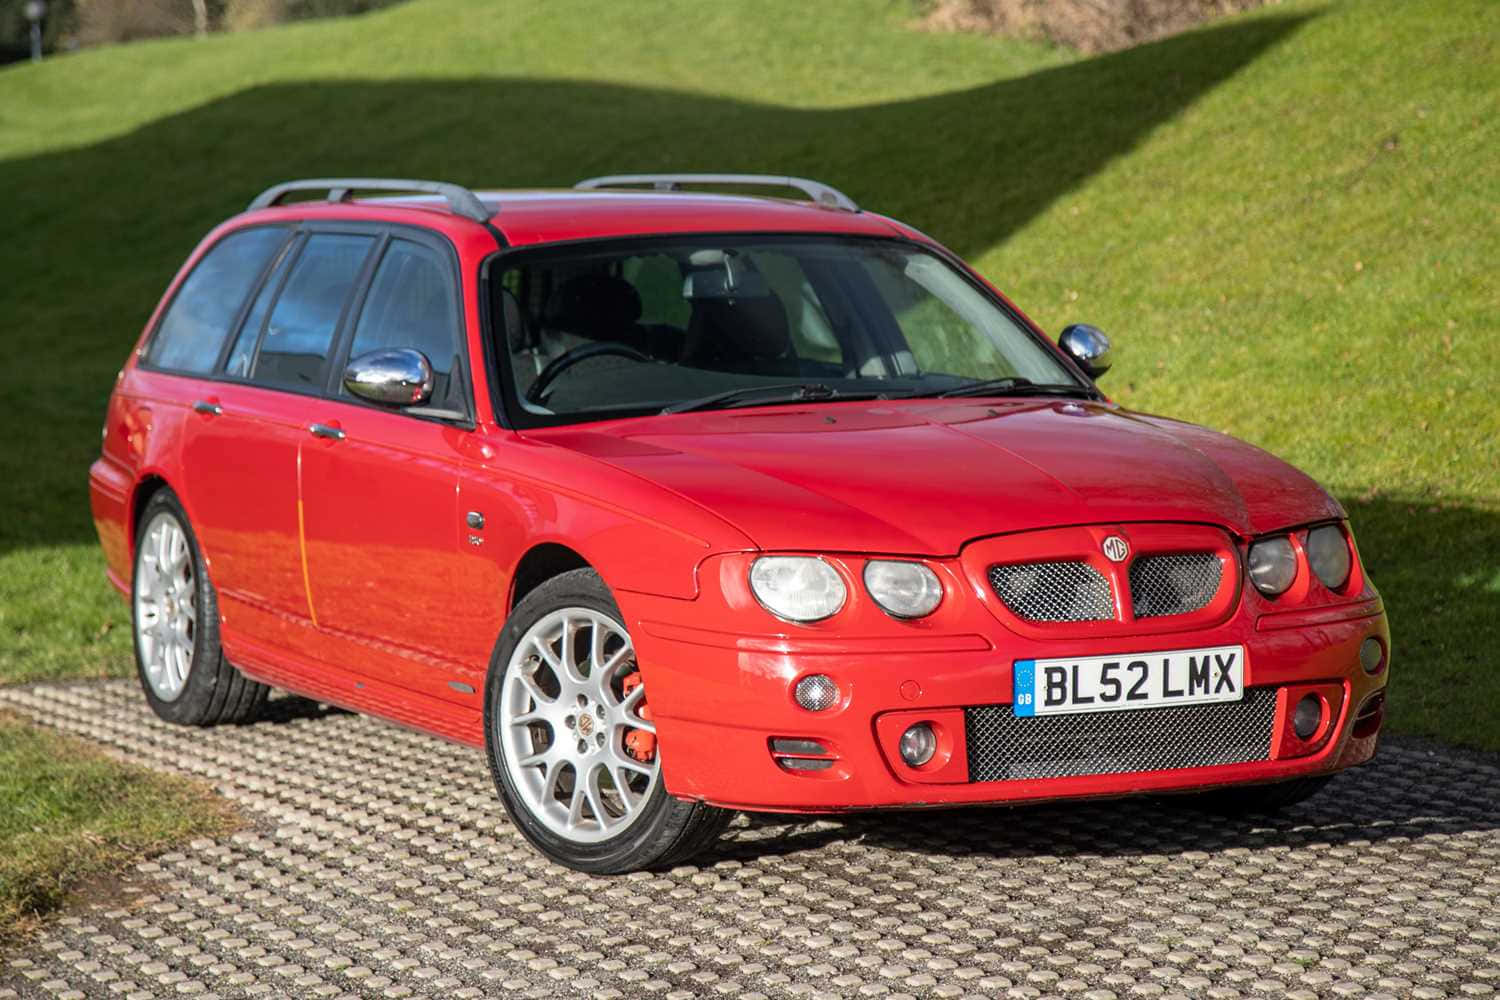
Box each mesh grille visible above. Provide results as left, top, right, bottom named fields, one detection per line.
left=988, top=561, right=1113, bottom=622
left=965, top=688, right=1277, bottom=782
left=1130, top=553, right=1223, bottom=618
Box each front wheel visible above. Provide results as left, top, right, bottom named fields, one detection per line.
left=483, top=568, right=731, bottom=873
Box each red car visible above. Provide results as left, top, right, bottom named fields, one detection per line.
left=90, top=175, right=1390, bottom=873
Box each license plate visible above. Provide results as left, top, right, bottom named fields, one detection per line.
left=1012, top=645, right=1246, bottom=717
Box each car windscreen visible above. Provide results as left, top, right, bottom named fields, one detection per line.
left=489, top=235, right=1086, bottom=426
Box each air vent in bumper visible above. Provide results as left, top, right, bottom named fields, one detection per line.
left=965, top=688, right=1277, bottom=782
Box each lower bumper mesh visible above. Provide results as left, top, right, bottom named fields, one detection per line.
left=965, top=688, right=1277, bottom=782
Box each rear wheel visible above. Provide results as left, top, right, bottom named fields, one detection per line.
left=132, top=489, right=268, bottom=725
left=483, top=568, right=731, bottom=873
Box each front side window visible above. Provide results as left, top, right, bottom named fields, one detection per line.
left=492, top=236, right=1085, bottom=426
left=346, top=239, right=464, bottom=410
left=144, top=227, right=287, bottom=374
left=250, top=234, right=375, bottom=391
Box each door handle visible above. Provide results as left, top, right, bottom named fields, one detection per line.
left=191, top=399, right=222, bottom=416
left=308, top=423, right=345, bottom=441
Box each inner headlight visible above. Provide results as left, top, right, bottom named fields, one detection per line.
left=1247, top=536, right=1297, bottom=595
left=750, top=556, right=847, bottom=622
left=1305, top=524, right=1352, bottom=589
left=863, top=560, right=943, bottom=619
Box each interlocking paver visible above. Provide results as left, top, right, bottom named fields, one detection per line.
left=1, top=681, right=1497, bottom=999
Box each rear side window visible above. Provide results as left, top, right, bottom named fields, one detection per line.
left=251, top=234, right=375, bottom=391
left=223, top=235, right=298, bottom=379
left=144, top=227, right=287, bottom=374
left=346, top=239, right=463, bottom=407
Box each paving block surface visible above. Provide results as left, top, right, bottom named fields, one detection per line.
left=2, top=681, right=1497, bottom=999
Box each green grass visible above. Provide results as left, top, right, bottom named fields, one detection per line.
left=0, top=714, right=239, bottom=943
left=0, top=0, right=1496, bottom=755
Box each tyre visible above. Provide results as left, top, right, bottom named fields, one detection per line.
left=1185, top=775, right=1333, bottom=814
left=131, top=488, right=268, bottom=725
left=483, top=568, right=732, bottom=873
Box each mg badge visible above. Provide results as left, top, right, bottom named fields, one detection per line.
left=1102, top=535, right=1130, bottom=563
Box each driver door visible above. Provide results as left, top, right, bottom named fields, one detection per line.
left=297, top=232, right=481, bottom=702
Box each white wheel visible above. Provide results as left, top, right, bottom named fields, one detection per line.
left=499, top=608, right=659, bottom=843
left=483, top=568, right=731, bottom=873
left=134, top=510, right=197, bottom=702
left=130, top=488, right=268, bottom=725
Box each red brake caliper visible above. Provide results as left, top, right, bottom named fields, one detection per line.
left=621, top=672, right=656, bottom=763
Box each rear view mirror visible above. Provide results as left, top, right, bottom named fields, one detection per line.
left=682, top=249, right=770, bottom=299
left=343, top=348, right=435, bottom=406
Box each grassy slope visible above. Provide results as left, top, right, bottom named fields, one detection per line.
left=0, top=714, right=238, bottom=943
left=0, top=0, right=1495, bottom=750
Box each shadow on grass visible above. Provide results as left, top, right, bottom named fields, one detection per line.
left=0, top=11, right=1309, bottom=556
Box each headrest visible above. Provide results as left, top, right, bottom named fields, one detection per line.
left=693, top=294, right=792, bottom=362
left=545, top=274, right=643, bottom=338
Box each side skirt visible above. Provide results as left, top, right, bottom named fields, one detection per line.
left=226, top=632, right=485, bottom=748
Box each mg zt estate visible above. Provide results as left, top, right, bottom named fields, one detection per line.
left=89, top=175, right=1391, bottom=873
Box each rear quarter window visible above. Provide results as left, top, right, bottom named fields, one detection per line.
left=143, top=227, right=288, bottom=374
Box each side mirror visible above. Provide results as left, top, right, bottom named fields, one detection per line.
left=343, top=348, right=434, bottom=407
left=1058, top=324, right=1113, bottom=379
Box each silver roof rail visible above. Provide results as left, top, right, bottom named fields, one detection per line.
left=575, top=173, right=859, bottom=212
left=247, top=178, right=492, bottom=223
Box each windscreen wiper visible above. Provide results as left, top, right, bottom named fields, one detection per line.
left=661, top=382, right=878, bottom=415
left=913, top=376, right=1097, bottom=400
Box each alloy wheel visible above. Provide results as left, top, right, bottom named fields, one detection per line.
left=499, top=608, right=659, bottom=843
left=134, top=511, right=196, bottom=702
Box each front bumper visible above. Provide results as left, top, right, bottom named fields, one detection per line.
left=622, top=547, right=1389, bottom=813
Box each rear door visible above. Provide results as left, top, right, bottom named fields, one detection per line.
left=297, top=231, right=480, bottom=701
left=140, top=225, right=307, bottom=649
left=180, top=229, right=378, bottom=653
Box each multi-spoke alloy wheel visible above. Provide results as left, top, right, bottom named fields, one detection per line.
left=500, top=608, right=658, bottom=842
left=130, top=489, right=268, bottom=726
left=135, top=511, right=197, bottom=702
left=484, top=568, right=732, bottom=873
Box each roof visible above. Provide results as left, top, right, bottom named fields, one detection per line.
left=243, top=188, right=916, bottom=248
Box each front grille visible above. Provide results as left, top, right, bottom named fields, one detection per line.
left=988, top=561, right=1113, bottom=622
left=1130, top=553, right=1223, bottom=618
left=965, top=688, right=1277, bottom=782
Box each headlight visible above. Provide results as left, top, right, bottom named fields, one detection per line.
left=1247, top=536, right=1297, bottom=595
left=750, top=556, right=847, bottom=622
left=863, top=560, right=943, bottom=619
left=1305, top=524, right=1352, bottom=589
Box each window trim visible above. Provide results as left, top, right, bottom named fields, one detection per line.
left=214, top=231, right=304, bottom=378
left=231, top=227, right=380, bottom=396
left=324, top=230, right=477, bottom=426
left=136, top=224, right=293, bottom=378
left=138, top=219, right=476, bottom=430
left=477, top=231, right=1092, bottom=431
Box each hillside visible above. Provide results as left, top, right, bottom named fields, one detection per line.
left=1, top=0, right=1496, bottom=746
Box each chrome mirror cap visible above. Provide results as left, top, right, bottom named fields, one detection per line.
left=343, top=348, right=435, bottom=407
left=1058, top=324, right=1113, bottom=379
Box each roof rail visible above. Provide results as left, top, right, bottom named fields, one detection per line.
left=575, top=173, right=859, bottom=212
left=247, top=178, right=492, bottom=223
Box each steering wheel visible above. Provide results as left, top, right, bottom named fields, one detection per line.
left=526, top=342, right=653, bottom=404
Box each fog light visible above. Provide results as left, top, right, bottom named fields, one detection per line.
left=794, top=675, right=840, bottom=712
left=899, top=723, right=936, bottom=767
left=1293, top=694, right=1322, bottom=740
left=1359, top=637, right=1385, bottom=674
